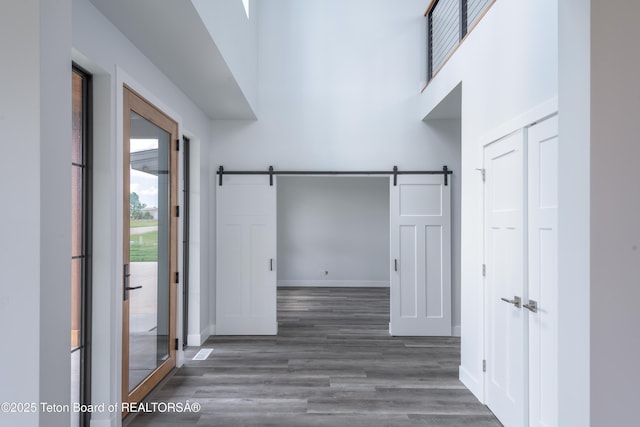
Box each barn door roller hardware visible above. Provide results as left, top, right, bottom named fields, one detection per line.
left=216, top=165, right=453, bottom=186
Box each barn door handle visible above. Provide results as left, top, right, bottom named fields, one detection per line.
left=523, top=299, right=538, bottom=313
left=500, top=296, right=521, bottom=308
left=394, top=259, right=398, bottom=271
left=270, top=259, right=274, bottom=271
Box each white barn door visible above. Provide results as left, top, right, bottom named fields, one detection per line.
left=389, top=175, right=451, bottom=336
left=527, top=115, right=559, bottom=427
left=216, top=175, right=277, bottom=335
left=484, top=131, right=527, bottom=427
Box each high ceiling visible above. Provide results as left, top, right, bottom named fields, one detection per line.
left=89, top=0, right=256, bottom=119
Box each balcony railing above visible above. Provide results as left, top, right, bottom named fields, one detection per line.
left=426, top=0, right=495, bottom=82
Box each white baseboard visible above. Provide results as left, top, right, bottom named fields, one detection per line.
left=176, top=349, right=185, bottom=367
left=187, top=323, right=214, bottom=347
left=452, top=325, right=461, bottom=337
left=186, top=333, right=201, bottom=347
left=278, top=280, right=390, bottom=288
left=460, top=364, right=484, bottom=403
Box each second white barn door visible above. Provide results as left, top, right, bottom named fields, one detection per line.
left=216, top=175, right=277, bottom=335
left=389, top=175, right=451, bottom=336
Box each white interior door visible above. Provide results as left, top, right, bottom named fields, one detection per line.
left=527, top=115, right=559, bottom=427
left=484, top=131, right=527, bottom=427
left=389, top=175, right=451, bottom=336
left=216, top=174, right=277, bottom=335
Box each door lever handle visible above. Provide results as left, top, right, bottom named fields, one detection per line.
left=500, top=296, right=521, bottom=308
left=125, top=285, right=143, bottom=291
left=523, top=299, right=538, bottom=313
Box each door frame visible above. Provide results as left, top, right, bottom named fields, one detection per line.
left=122, top=85, right=179, bottom=412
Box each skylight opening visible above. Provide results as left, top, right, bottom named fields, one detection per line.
left=242, top=0, right=250, bottom=19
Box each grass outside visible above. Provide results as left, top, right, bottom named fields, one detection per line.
left=130, top=230, right=158, bottom=262
left=130, top=219, right=158, bottom=228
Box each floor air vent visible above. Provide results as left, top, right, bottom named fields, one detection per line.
left=192, top=348, right=213, bottom=361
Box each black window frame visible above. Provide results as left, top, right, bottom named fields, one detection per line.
left=71, top=62, right=93, bottom=427
left=182, top=136, right=190, bottom=348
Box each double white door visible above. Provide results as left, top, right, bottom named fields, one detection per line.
left=484, top=115, right=558, bottom=427
left=216, top=174, right=452, bottom=337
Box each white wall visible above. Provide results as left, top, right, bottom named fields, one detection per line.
left=558, top=0, right=590, bottom=426
left=0, top=2, right=72, bottom=426
left=212, top=0, right=457, bottom=170
left=71, top=0, right=212, bottom=424
left=191, top=0, right=258, bottom=115
left=0, top=2, right=44, bottom=426
left=430, top=119, right=462, bottom=333
left=210, top=0, right=461, bottom=329
left=419, top=0, right=558, bottom=399
left=40, top=1, right=73, bottom=426
left=590, top=1, right=640, bottom=425
left=277, top=177, right=389, bottom=287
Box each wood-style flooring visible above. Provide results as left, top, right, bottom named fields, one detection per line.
left=126, top=287, right=501, bottom=426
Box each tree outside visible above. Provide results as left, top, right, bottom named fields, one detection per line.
left=130, top=192, right=153, bottom=220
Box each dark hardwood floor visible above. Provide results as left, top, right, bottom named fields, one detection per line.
left=126, top=287, right=501, bottom=426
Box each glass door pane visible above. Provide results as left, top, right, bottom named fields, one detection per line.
left=127, top=111, right=171, bottom=392
left=122, top=87, right=177, bottom=413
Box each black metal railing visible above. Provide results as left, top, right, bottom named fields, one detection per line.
left=426, top=0, right=494, bottom=82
